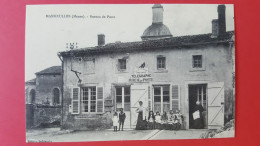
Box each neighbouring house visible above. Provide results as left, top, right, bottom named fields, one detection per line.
left=25, top=66, right=63, bottom=128
left=58, top=4, right=235, bottom=130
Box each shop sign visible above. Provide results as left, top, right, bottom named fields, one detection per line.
left=129, top=67, right=152, bottom=83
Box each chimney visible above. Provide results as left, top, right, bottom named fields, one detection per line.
left=211, top=19, right=219, bottom=38
left=152, top=4, right=164, bottom=24
left=217, top=5, right=226, bottom=36
left=98, top=34, right=105, bottom=46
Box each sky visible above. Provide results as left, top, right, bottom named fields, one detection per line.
left=25, top=4, right=234, bottom=81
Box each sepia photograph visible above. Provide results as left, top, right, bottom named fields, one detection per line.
left=25, top=4, right=235, bottom=142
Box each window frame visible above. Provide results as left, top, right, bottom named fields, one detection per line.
left=81, top=86, right=97, bottom=114
left=157, top=56, right=166, bottom=70
left=190, top=52, right=206, bottom=72
left=153, top=85, right=170, bottom=113
left=192, top=55, right=203, bottom=68
left=115, top=86, right=131, bottom=111
left=118, top=59, right=127, bottom=70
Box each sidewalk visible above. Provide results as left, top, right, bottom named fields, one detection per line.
left=26, top=128, right=206, bottom=142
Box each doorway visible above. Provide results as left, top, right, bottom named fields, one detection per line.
left=189, top=84, right=207, bottom=129
left=115, top=86, right=131, bottom=128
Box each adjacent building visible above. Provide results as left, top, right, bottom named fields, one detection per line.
left=25, top=66, right=62, bottom=128
left=58, top=4, right=235, bottom=130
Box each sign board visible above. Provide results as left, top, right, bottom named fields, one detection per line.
left=129, top=67, right=152, bottom=83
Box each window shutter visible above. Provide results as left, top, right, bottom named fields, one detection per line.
left=97, top=87, right=104, bottom=113
left=71, top=87, right=80, bottom=114
left=172, top=85, right=180, bottom=113
left=148, top=86, right=152, bottom=111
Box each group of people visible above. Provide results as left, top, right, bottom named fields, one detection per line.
left=112, top=100, right=204, bottom=131
left=135, top=101, right=184, bottom=130
left=112, top=108, right=126, bottom=132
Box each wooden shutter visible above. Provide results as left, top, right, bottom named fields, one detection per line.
left=96, top=87, right=104, bottom=113
left=172, top=85, right=180, bottom=113
left=148, top=86, right=152, bottom=111
left=71, top=87, right=80, bottom=114
left=207, top=82, right=224, bottom=129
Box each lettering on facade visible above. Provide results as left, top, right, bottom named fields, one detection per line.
left=129, top=67, right=152, bottom=83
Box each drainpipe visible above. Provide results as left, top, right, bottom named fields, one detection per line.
left=58, top=53, right=64, bottom=130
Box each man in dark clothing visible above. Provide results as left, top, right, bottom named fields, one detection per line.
left=119, top=108, right=126, bottom=131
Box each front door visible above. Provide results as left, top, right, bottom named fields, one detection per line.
left=115, top=86, right=131, bottom=128
left=130, top=85, right=149, bottom=129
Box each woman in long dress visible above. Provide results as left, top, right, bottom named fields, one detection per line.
left=136, top=101, right=147, bottom=130
left=193, top=101, right=204, bottom=129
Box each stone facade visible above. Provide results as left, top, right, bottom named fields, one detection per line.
left=35, top=74, right=62, bottom=105
left=59, top=4, right=235, bottom=130
left=25, top=66, right=62, bottom=129
left=60, top=39, right=234, bottom=130
left=25, top=79, right=36, bottom=104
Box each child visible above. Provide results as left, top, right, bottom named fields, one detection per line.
left=147, top=111, right=155, bottom=130
left=174, top=110, right=183, bottom=130
left=167, top=110, right=175, bottom=130
left=155, top=112, right=162, bottom=129
left=161, top=111, right=168, bottom=130
left=119, top=108, right=126, bottom=131
left=155, top=112, right=162, bottom=123
left=113, top=112, right=119, bottom=132
left=161, top=111, right=168, bottom=123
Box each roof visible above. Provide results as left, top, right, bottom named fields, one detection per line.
left=141, top=23, right=172, bottom=40
left=26, top=78, right=36, bottom=84
left=59, top=31, right=234, bottom=57
left=35, top=66, right=62, bottom=75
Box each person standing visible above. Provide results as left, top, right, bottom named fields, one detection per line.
left=113, top=112, right=119, bottom=132
left=192, top=101, right=204, bottom=129
left=119, top=108, right=126, bottom=131
left=135, top=101, right=147, bottom=130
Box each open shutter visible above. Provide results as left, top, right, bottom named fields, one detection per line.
left=148, top=86, right=152, bottom=111
left=71, top=87, right=80, bottom=114
left=172, top=85, right=180, bottom=113
left=207, top=82, right=224, bottom=129
left=96, top=87, right=104, bottom=113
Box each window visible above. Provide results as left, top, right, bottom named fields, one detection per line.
left=30, top=89, right=36, bottom=104
left=115, top=86, right=130, bottom=111
left=153, top=85, right=170, bottom=113
left=81, top=87, right=96, bottom=113
left=157, top=56, right=166, bottom=69
left=71, top=86, right=104, bottom=114
left=53, top=88, right=60, bottom=105
left=118, top=59, right=126, bottom=70
left=192, top=55, right=202, bottom=68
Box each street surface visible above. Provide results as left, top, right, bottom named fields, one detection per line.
left=26, top=128, right=207, bottom=142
